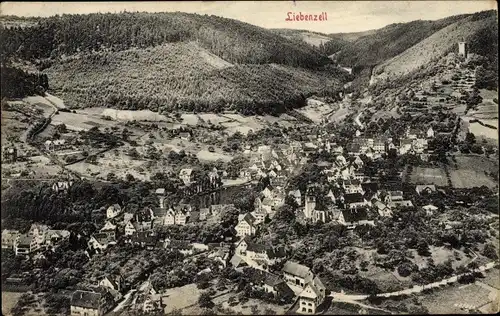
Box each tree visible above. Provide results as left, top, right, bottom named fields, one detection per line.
left=482, top=243, right=498, bottom=259
left=198, top=292, right=214, bottom=309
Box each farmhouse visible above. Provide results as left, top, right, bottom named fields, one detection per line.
left=282, top=260, right=314, bottom=288
left=70, top=290, right=113, bottom=316
left=246, top=268, right=295, bottom=301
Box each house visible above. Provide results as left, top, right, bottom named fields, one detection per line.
left=124, top=221, right=141, bottom=236
left=99, top=274, right=124, bottom=292
left=422, top=204, right=439, bottom=215
left=338, top=208, right=373, bottom=228
left=374, top=201, right=392, bottom=217
left=2, top=230, right=20, bottom=249
left=399, top=139, right=413, bottom=155
left=353, top=156, right=364, bottom=169
left=164, top=207, right=190, bottom=226
left=251, top=209, right=267, bottom=225
left=246, top=268, right=294, bottom=301
left=88, top=233, right=116, bottom=251
left=100, top=221, right=117, bottom=234
left=208, top=247, right=231, bottom=268
left=288, top=189, right=302, bottom=206
left=343, top=180, right=364, bottom=194
left=298, top=277, right=326, bottom=314
left=179, top=168, right=194, bottom=185
left=282, top=260, right=314, bottom=288
left=45, top=230, right=70, bottom=247
left=179, top=131, right=191, bottom=141
left=106, top=204, right=122, bottom=219
left=52, top=181, right=73, bottom=193
left=236, top=237, right=286, bottom=267
left=127, top=231, right=158, bottom=249
left=70, top=290, right=113, bottom=316
left=427, top=127, right=435, bottom=138
left=416, top=184, right=437, bottom=195
left=386, top=191, right=404, bottom=202
left=235, top=213, right=257, bottom=237
left=326, top=190, right=336, bottom=203
left=14, top=234, right=38, bottom=256
left=343, top=193, right=370, bottom=209
left=389, top=200, right=414, bottom=209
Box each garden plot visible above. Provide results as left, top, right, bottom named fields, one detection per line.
left=197, top=150, right=233, bottom=162
left=409, top=167, right=448, bottom=186
left=181, top=114, right=199, bottom=125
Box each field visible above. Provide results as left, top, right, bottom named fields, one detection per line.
left=84, top=108, right=171, bottom=122
left=409, top=167, right=448, bottom=186
left=51, top=110, right=119, bottom=131
left=196, top=150, right=233, bottom=162
left=449, top=155, right=498, bottom=188
left=421, top=282, right=495, bottom=314
left=161, top=283, right=201, bottom=314
left=449, top=169, right=497, bottom=188
left=297, top=99, right=336, bottom=123
left=2, top=291, right=22, bottom=316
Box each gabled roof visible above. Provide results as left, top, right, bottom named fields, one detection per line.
left=17, top=234, right=33, bottom=246
left=239, top=213, right=256, bottom=226
left=343, top=193, right=365, bottom=204
left=341, top=208, right=369, bottom=223
left=282, top=260, right=312, bottom=279
left=416, top=184, right=436, bottom=193
left=71, top=290, right=102, bottom=309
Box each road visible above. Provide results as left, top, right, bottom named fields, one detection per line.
left=330, top=261, right=498, bottom=301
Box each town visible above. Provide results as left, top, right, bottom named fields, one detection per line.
left=1, top=4, right=499, bottom=316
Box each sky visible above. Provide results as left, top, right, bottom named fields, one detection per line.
left=0, top=1, right=496, bottom=33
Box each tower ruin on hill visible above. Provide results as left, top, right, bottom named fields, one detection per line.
left=458, top=42, right=468, bottom=57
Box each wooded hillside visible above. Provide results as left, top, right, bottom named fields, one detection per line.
left=0, top=12, right=330, bottom=69
left=45, top=43, right=349, bottom=115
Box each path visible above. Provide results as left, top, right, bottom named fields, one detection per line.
left=330, top=261, right=498, bottom=301
left=331, top=296, right=394, bottom=314
left=354, top=112, right=364, bottom=129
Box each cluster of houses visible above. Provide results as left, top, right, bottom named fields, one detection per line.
left=348, top=126, right=435, bottom=159
left=1, top=224, right=70, bottom=257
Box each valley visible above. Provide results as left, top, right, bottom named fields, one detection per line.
left=1, top=6, right=498, bottom=316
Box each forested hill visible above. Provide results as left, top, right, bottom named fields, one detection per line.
left=326, top=12, right=474, bottom=68
left=0, top=12, right=330, bottom=69
left=1, top=12, right=352, bottom=115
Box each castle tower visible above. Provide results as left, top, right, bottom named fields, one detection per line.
left=458, top=42, right=467, bottom=57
